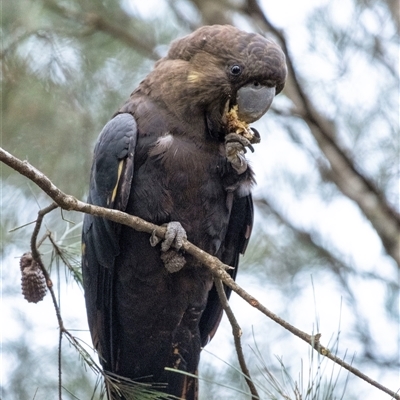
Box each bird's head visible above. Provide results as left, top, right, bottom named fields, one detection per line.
left=144, top=25, right=287, bottom=139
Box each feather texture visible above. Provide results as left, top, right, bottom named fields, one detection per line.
left=82, top=24, right=286, bottom=399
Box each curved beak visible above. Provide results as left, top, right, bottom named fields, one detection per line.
left=236, top=83, right=276, bottom=123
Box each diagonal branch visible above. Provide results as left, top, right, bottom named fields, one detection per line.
left=242, top=0, right=400, bottom=268
left=44, top=0, right=159, bottom=60
left=1, top=146, right=399, bottom=400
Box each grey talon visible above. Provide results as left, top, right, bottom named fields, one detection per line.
left=225, top=133, right=253, bottom=174
left=150, top=230, right=161, bottom=247
left=161, top=221, right=187, bottom=252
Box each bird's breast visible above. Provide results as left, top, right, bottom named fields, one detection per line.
left=142, top=133, right=249, bottom=255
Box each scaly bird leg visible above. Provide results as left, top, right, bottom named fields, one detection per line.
left=150, top=222, right=187, bottom=273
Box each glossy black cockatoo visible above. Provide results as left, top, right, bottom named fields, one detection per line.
left=82, top=25, right=286, bottom=399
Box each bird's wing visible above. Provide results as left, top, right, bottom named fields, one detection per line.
left=199, top=193, right=253, bottom=346
left=82, top=113, right=137, bottom=370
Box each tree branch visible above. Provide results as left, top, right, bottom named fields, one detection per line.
left=193, top=0, right=400, bottom=267
left=44, top=0, right=159, bottom=60
left=2, top=146, right=398, bottom=399
left=215, top=278, right=259, bottom=398
left=29, top=202, right=64, bottom=399
left=241, top=0, right=400, bottom=268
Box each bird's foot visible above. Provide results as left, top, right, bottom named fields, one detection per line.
left=225, top=133, right=255, bottom=174
left=150, top=222, right=187, bottom=273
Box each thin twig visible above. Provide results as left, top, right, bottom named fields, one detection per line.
left=30, top=203, right=59, bottom=261
left=2, top=147, right=399, bottom=400
left=58, top=329, right=63, bottom=400
left=47, top=232, right=82, bottom=285
left=30, top=202, right=64, bottom=399
left=215, top=278, right=259, bottom=399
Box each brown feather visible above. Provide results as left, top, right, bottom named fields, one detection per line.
left=83, top=24, right=287, bottom=400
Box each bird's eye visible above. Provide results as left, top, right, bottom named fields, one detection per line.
left=230, top=65, right=242, bottom=76
left=253, top=81, right=260, bottom=87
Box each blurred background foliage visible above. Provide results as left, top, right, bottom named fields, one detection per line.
left=1, top=0, right=399, bottom=399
